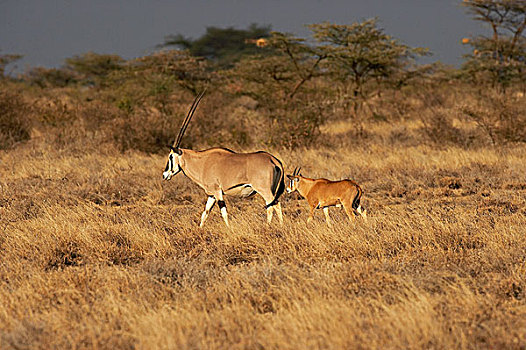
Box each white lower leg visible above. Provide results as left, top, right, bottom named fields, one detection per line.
left=220, top=207, right=230, bottom=227
left=274, top=202, right=283, bottom=224
left=266, top=206, right=274, bottom=224
left=216, top=195, right=230, bottom=227
left=323, top=207, right=332, bottom=227
left=357, top=205, right=367, bottom=220
left=199, top=196, right=216, bottom=227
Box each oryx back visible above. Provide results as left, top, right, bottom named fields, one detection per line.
left=181, top=148, right=284, bottom=203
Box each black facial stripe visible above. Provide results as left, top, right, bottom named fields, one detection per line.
left=218, top=200, right=226, bottom=209
left=164, top=159, right=170, bottom=172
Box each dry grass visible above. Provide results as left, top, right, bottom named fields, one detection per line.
left=1, top=126, right=526, bottom=349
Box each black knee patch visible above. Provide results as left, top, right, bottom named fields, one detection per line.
left=218, top=200, right=226, bottom=209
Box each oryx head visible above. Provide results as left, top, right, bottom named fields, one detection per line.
left=286, top=167, right=302, bottom=193
left=163, top=91, right=205, bottom=180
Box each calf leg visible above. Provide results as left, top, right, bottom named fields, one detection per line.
left=307, top=206, right=315, bottom=224
left=343, top=203, right=355, bottom=222
left=355, top=205, right=367, bottom=220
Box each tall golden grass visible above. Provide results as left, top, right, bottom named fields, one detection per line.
left=1, top=126, right=525, bottom=348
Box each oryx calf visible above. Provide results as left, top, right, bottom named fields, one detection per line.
left=286, top=167, right=366, bottom=227
left=163, top=92, right=285, bottom=227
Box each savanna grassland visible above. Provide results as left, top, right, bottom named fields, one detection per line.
left=1, top=113, right=526, bottom=349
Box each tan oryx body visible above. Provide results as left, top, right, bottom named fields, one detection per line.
left=163, top=92, right=285, bottom=227
left=286, top=168, right=366, bottom=227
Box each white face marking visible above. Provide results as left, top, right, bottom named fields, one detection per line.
left=163, top=153, right=180, bottom=180
left=286, top=179, right=293, bottom=193
left=286, top=177, right=299, bottom=193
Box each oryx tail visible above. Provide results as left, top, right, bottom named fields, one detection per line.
left=265, top=159, right=285, bottom=209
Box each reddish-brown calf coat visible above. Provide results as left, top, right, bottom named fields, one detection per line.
left=289, top=176, right=364, bottom=223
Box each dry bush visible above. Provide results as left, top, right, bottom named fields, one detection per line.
left=460, top=92, right=526, bottom=145
left=266, top=103, right=324, bottom=149
left=0, top=90, right=33, bottom=149
left=110, top=109, right=175, bottom=153
left=31, top=95, right=182, bottom=154
left=27, top=66, right=78, bottom=88
left=419, top=108, right=466, bottom=146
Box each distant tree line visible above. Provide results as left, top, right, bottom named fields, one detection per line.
left=0, top=0, right=524, bottom=150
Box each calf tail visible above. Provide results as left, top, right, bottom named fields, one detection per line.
left=352, top=185, right=366, bottom=217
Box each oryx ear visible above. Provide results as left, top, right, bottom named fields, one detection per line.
left=286, top=174, right=293, bottom=180
left=168, top=146, right=182, bottom=155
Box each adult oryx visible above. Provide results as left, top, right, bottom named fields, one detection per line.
left=163, top=92, right=285, bottom=227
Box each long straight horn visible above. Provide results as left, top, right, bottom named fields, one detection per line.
left=293, top=167, right=299, bottom=176
left=173, top=90, right=206, bottom=149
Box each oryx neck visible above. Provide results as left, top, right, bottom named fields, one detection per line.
left=178, top=149, right=204, bottom=184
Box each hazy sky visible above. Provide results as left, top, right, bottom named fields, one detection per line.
left=1, top=0, right=487, bottom=74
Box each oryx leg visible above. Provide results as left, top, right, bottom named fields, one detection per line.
left=260, top=190, right=282, bottom=225
left=323, top=207, right=333, bottom=228
left=265, top=202, right=284, bottom=225
left=199, top=196, right=216, bottom=228
left=215, top=192, right=230, bottom=227
left=266, top=205, right=274, bottom=224
left=273, top=202, right=283, bottom=224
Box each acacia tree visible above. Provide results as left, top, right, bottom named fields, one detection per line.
left=65, top=52, right=125, bottom=87
left=309, top=19, right=428, bottom=118
left=232, top=32, right=326, bottom=102
left=267, top=32, right=327, bottom=100
left=161, top=24, right=273, bottom=68
left=461, top=0, right=526, bottom=90
left=227, top=31, right=328, bottom=147
left=104, top=50, right=212, bottom=115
